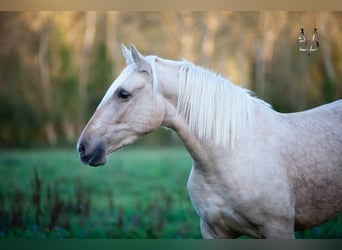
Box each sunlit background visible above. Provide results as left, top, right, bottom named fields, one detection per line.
left=0, top=11, right=341, bottom=238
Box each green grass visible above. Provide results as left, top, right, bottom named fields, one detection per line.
left=0, top=147, right=200, bottom=238
left=0, top=147, right=341, bottom=238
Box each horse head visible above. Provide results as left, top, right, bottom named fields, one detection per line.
left=77, top=44, right=166, bottom=166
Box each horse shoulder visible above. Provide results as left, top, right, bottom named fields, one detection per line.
left=187, top=136, right=294, bottom=238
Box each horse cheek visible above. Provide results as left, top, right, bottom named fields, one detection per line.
left=133, top=104, right=163, bottom=135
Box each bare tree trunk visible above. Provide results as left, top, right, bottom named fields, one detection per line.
left=106, top=11, right=119, bottom=72
left=38, top=12, right=56, bottom=145
left=255, top=12, right=270, bottom=98
left=320, top=12, right=336, bottom=82
left=177, top=12, right=195, bottom=61
left=319, top=12, right=337, bottom=102
left=254, top=12, right=288, bottom=99
left=161, top=12, right=181, bottom=58
left=78, top=11, right=97, bottom=133
left=200, top=12, right=222, bottom=68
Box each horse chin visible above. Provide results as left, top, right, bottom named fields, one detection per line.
left=107, top=135, right=140, bottom=154
left=88, top=155, right=107, bottom=167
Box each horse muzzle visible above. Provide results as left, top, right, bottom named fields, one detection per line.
left=77, top=140, right=107, bottom=167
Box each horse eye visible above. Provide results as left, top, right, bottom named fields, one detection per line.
left=117, top=89, right=132, bottom=100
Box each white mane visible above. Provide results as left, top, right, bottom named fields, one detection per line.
left=177, top=63, right=256, bottom=147
left=98, top=53, right=258, bottom=148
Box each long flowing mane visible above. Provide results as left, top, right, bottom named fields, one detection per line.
left=177, top=62, right=256, bottom=147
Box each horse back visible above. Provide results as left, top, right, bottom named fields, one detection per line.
left=281, top=100, right=342, bottom=230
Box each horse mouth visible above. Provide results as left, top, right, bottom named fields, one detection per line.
left=77, top=134, right=138, bottom=167
left=81, top=154, right=107, bottom=167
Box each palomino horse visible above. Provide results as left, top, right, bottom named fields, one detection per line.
left=77, top=44, right=342, bottom=239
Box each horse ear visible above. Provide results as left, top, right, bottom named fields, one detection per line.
left=121, top=43, right=133, bottom=65
left=130, top=43, right=152, bottom=74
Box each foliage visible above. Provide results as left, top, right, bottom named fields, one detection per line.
left=1, top=12, right=342, bottom=147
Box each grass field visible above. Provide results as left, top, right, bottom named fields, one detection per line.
left=0, top=147, right=341, bottom=238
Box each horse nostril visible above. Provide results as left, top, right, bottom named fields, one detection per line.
left=78, top=143, right=85, bottom=156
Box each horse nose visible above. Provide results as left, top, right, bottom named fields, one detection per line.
left=77, top=140, right=107, bottom=166
left=78, top=142, right=86, bottom=157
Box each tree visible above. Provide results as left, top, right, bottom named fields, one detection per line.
left=77, top=12, right=97, bottom=134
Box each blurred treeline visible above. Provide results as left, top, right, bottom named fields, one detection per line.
left=0, top=11, right=342, bottom=148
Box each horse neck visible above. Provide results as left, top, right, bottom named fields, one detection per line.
left=162, top=101, right=215, bottom=169
left=157, top=59, right=278, bottom=173
left=158, top=60, right=254, bottom=170
left=155, top=60, right=209, bottom=167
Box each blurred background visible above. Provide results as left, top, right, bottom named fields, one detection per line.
left=0, top=11, right=341, bottom=238
left=1, top=11, right=341, bottom=148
